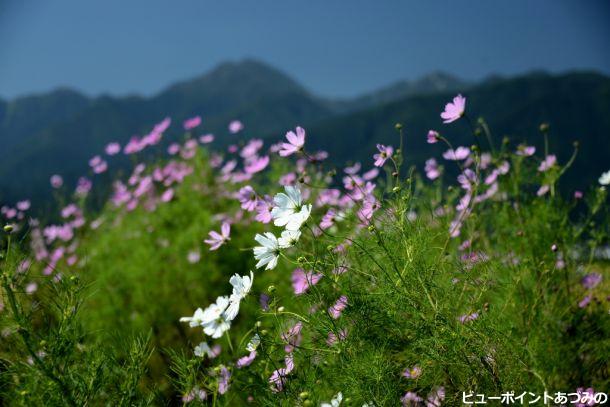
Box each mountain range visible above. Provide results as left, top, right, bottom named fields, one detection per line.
left=1, top=59, right=609, bottom=209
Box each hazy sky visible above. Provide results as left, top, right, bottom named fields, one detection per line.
left=1, top=0, right=609, bottom=99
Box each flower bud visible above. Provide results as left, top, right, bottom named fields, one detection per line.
left=255, top=321, right=262, bottom=327
left=539, top=122, right=550, bottom=133
left=394, top=123, right=403, bottom=130
left=3, top=224, right=13, bottom=233
left=367, top=225, right=375, bottom=232
left=299, top=392, right=310, bottom=399
left=392, top=186, right=400, bottom=193
left=267, top=285, right=276, bottom=293
left=277, top=306, right=285, bottom=312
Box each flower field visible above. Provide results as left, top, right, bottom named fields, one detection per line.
left=0, top=95, right=608, bottom=406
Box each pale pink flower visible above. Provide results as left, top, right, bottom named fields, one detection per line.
left=160, top=188, right=174, bottom=202
left=75, top=177, right=92, bottom=197
left=199, top=134, right=214, bottom=144
left=516, top=145, right=536, bottom=157
left=425, top=158, right=441, bottom=180
left=373, top=144, right=393, bottom=167
left=292, top=268, right=322, bottom=295
left=236, top=351, right=257, bottom=368
left=245, top=156, right=269, bottom=174
left=402, top=392, right=423, bottom=406
left=218, top=366, right=230, bottom=395
left=329, top=295, right=348, bottom=319
left=344, top=162, right=361, bottom=175
left=167, top=143, right=180, bottom=155
left=279, top=127, right=306, bottom=156
left=228, top=120, right=244, bottom=134
left=363, top=167, right=379, bottom=180
left=458, top=312, right=479, bottom=323
left=402, top=365, right=422, bottom=379
left=427, top=130, right=439, bottom=144
left=16, top=200, right=30, bottom=211
left=442, top=146, right=470, bottom=161
left=183, top=115, right=201, bottom=130
left=320, top=209, right=336, bottom=230
left=537, top=185, right=550, bottom=196
left=441, top=94, right=466, bottom=123
left=187, top=250, right=201, bottom=264
left=237, top=186, right=257, bottom=211
left=204, top=222, right=231, bottom=251
left=326, top=328, right=348, bottom=346
left=255, top=196, right=274, bottom=224
left=50, top=175, right=63, bottom=188
left=241, top=139, right=264, bottom=159
left=574, top=190, right=583, bottom=199
left=105, top=142, right=121, bottom=155
left=538, top=155, right=556, bottom=172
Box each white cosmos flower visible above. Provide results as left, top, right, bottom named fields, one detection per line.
left=599, top=170, right=610, bottom=186
left=271, top=186, right=312, bottom=231
left=194, top=341, right=214, bottom=358
left=246, top=334, right=261, bottom=352
left=253, top=232, right=281, bottom=270
left=201, top=296, right=232, bottom=338
left=224, top=271, right=254, bottom=321
left=321, top=392, right=343, bottom=407
left=179, top=307, right=205, bottom=327
left=278, top=229, right=301, bottom=248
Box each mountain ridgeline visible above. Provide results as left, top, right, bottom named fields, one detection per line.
left=0, top=59, right=609, bottom=208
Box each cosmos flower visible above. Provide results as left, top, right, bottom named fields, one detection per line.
left=204, top=222, right=231, bottom=251
left=427, top=130, right=440, bottom=144
left=401, top=392, right=423, bottom=406
left=425, top=158, right=441, bottom=180
left=199, top=134, right=214, bottom=144
left=50, top=174, right=64, bottom=188
left=253, top=232, right=281, bottom=270
left=516, top=145, right=536, bottom=156
left=329, top=295, right=348, bottom=319
left=255, top=196, right=274, bottom=224
left=442, top=146, right=471, bottom=161
left=228, top=120, right=244, bottom=134
left=599, top=170, right=610, bottom=186
left=183, top=115, right=202, bottom=130
left=321, top=392, right=343, bottom=407
left=426, top=387, right=445, bottom=407
left=581, top=273, right=602, bottom=289
left=538, top=155, right=557, bottom=172
left=279, top=126, right=306, bottom=157
left=236, top=351, right=257, bottom=368
left=201, top=296, right=232, bottom=338
left=278, top=229, right=301, bottom=248
left=441, top=94, right=466, bottom=123
left=291, top=268, right=322, bottom=295
left=237, top=186, right=258, bottom=212
left=373, top=144, right=393, bottom=167
left=105, top=142, right=121, bottom=155
left=224, top=271, right=254, bottom=321
left=402, top=366, right=422, bottom=379
left=218, top=366, right=231, bottom=394
left=193, top=342, right=221, bottom=358
left=269, top=354, right=295, bottom=392
left=245, top=156, right=270, bottom=174
left=179, top=308, right=206, bottom=328
left=271, top=186, right=312, bottom=231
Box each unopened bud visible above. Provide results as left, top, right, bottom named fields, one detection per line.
left=368, top=225, right=375, bottom=232
left=299, top=392, right=310, bottom=399
left=267, top=285, right=276, bottom=293
left=539, top=123, right=550, bottom=133
left=3, top=224, right=13, bottom=233
left=394, top=123, right=403, bottom=131
left=392, top=171, right=399, bottom=178
left=277, top=306, right=285, bottom=312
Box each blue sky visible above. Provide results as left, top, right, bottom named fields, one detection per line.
left=0, top=0, right=609, bottom=99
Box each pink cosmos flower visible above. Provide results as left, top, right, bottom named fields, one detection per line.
left=442, top=146, right=471, bottom=161
left=245, top=156, right=269, bottom=174
left=183, top=115, right=202, bottom=130
left=401, top=392, right=423, bottom=406
left=187, top=250, right=201, bottom=264
left=458, top=312, right=479, bottom=323
left=241, top=139, right=264, bottom=159
left=425, top=158, right=441, bottom=180
left=373, top=144, right=393, bottom=167
left=537, top=185, right=550, bottom=196
left=279, top=172, right=297, bottom=186
left=236, top=351, right=257, bottom=368
left=363, top=167, right=379, bottom=180
left=538, top=155, right=556, bottom=172
left=50, top=174, right=63, bottom=188
left=160, top=188, right=174, bottom=202
left=402, top=365, right=422, bottom=379
left=326, top=328, right=348, bottom=346
left=237, top=186, right=257, bottom=211
left=516, top=145, right=536, bottom=157
left=578, top=295, right=592, bottom=308
left=25, top=282, right=38, bottom=295
left=279, top=127, right=306, bottom=156
left=427, top=130, right=439, bottom=144
left=218, top=366, right=230, bottom=395
left=344, top=162, right=361, bottom=175
left=329, top=295, right=348, bottom=319
left=441, top=94, right=466, bottom=123
left=199, top=134, right=214, bottom=144
left=228, top=120, right=244, bottom=134
left=105, top=142, right=121, bottom=155
left=16, top=200, right=31, bottom=211
left=574, top=190, right=583, bottom=199
left=75, top=177, right=92, bottom=197
left=582, top=273, right=602, bottom=289
left=269, top=355, right=294, bottom=393
left=255, top=196, right=274, bottom=224
left=426, top=387, right=445, bottom=407
left=320, top=209, right=337, bottom=230
left=292, top=268, right=322, bottom=295
left=204, top=222, right=231, bottom=250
